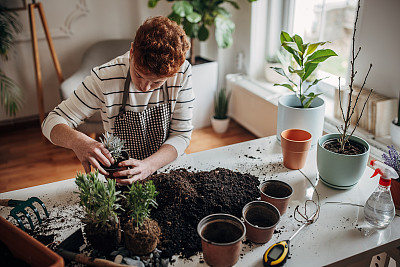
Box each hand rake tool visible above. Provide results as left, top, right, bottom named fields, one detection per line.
left=0, top=197, right=49, bottom=232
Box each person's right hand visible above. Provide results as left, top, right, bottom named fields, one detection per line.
left=71, top=135, right=115, bottom=175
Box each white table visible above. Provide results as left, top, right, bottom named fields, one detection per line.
left=1, top=136, right=399, bottom=267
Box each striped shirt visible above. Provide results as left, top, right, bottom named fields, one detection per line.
left=42, top=51, right=194, bottom=156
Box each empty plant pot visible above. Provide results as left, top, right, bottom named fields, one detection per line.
left=281, top=128, right=312, bottom=169
left=197, top=213, right=246, bottom=267
left=242, top=201, right=280, bottom=244
left=260, top=180, right=293, bottom=215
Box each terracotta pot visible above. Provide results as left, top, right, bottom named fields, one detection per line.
left=276, top=94, right=325, bottom=149
left=391, top=180, right=400, bottom=210
left=260, top=180, right=293, bottom=215
left=280, top=128, right=312, bottom=169
left=242, top=201, right=280, bottom=244
left=197, top=213, right=245, bottom=267
left=0, top=216, right=64, bottom=267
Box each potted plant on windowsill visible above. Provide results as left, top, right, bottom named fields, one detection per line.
left=211, top=87, right=231, bottom=134
left=390, top=93, right=400, bottom=149
left=317, top=0, right=372, bottom=189
left=75, top=171, right=123, bottom=252
left=272, top=31, right=337, bottom=148
left=124, top=180, right=161, bottom=256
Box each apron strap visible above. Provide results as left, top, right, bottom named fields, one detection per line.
left=119, top=68, right=131, bottom=117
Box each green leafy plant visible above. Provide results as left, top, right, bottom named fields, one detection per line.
left=126, top=180, right=158, bottom=228
left=100, top=132, right=128, bottom=162
left=0, top=4, right=23, bottom=116
left=214, top=87, right=230, bottom=120
left=75, top=171, right=122, bottom=227
left=272, top=31, right=337, bottom=108
left=148, top=0, right=257, bottom=65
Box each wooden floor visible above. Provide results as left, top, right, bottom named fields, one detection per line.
left=0, top=120, right=256, bottom=193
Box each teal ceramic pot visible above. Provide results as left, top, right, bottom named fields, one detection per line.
left=317, top=133, right=370, bottom=189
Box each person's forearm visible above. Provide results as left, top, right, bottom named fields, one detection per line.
left=142, top=144, right=178, bottom=173
left=50, top=124, right=92, bottom=150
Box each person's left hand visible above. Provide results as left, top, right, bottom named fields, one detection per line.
left=111, top=158, right=155, bottom=184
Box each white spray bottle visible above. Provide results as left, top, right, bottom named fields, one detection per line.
left=364, top=160, right=399, bottom=229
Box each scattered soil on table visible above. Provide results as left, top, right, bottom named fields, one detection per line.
left=323, top=139, right=366, bottom=155
left=143, top=168, right=261, bottom=259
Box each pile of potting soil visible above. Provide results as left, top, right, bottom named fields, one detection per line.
left=148, top=168, right=260, bottom=259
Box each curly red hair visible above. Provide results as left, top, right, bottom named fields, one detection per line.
left=133, top=16, right=190, bottom=77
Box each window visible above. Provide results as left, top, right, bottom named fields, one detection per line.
left=291, top=0, right=358, bottom=79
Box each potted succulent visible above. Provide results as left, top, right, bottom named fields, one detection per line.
left=99, top=132, right=129, bottom=176
left=390, top=93, right=400, bottom=149
left=317, top=0, right=372, bottom=189
left=0, top=3, right=23, bottom=116
left=382, top=145, right=400, bottom=209
left=124, top=180, right=161, bottom=256
left=75, top=171, right=123, bottom=252
left=211, top=87, right=231, bottom=134
left=272, top=31, right=337, bottom=148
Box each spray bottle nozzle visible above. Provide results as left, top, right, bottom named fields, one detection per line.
left=371, top=168, right=384, bottom=179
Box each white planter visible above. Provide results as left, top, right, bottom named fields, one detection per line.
left=391, top=119, right=400, bottom=149
left=211, top=117, right=230, bottom=134
left=192, top=59, right=218, bottom=129
left=276, top=94, right=325, bottom=149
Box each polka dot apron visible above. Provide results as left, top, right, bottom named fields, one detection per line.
left=114, top=70, right=170, bottom=160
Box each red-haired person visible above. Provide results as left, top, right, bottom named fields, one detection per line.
left=42, top=16, right=193, bottom=184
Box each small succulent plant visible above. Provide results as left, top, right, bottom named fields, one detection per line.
left=126, top=180, right=159, bottom=228
left=100, top=132, right=128, bottom=162
left=75, top=170, right=122, bottom=227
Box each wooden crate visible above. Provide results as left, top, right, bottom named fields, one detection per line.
left=334, top=86, right=397, bottom=137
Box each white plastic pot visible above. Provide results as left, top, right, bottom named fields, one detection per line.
left=211, top=117, right=230, bottom=134
left=390, top=119, right=400, bottom=150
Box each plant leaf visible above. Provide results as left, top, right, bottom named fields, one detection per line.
left=172, top=1, right=193, bottom=17
left=306, top=49, right=337, bottom=64
left=305, top=41, right=327, bottom=56
left=274, top=83, right=295, bottom=92
left=186, top=11, right=201, bottom=23
left=303, top=62, right=318, bottom=81
left=198, top=24, right=209, bottom=41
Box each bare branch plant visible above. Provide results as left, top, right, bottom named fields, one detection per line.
left=337, top=0, right=372, bottom=153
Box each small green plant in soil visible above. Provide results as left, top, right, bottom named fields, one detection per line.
left=272, top=31, right=337, bottom=108
left=124, top=180, right=161, bottom=255
left=214, top=87, right=231, bottom=120
left=75, top=171, right=122, bottom=251
left=126, top=180, right=159, bottom=228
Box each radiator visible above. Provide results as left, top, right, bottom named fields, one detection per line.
left=226, top=74, right=280, bottom=137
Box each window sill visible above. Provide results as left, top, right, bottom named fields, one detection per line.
left=241, top=74, right=391, bottom=160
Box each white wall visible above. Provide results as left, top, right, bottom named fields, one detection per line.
left=0, top=0, right=173, bottom=123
